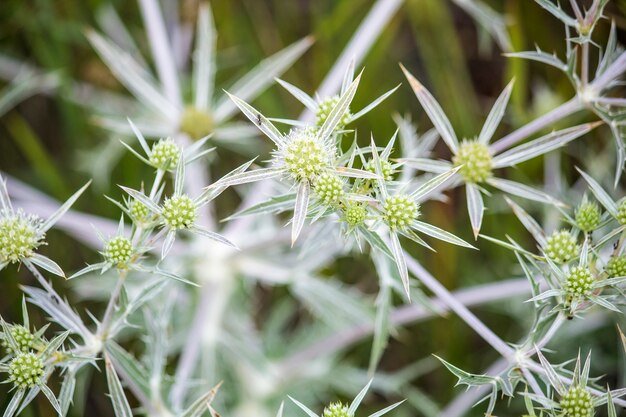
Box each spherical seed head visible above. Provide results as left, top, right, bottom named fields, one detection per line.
left=149, top=138, right=180, bottom=170
left=316, top=95, right=351, bottom=129
left=323, top=402, right=352, bottom=417
left=565, top=266, right=594, bottom=298
left=179, top=107, right=213, bottom=140
left=0, top=211, right=44, bottom=264
left=452, top=140, right=493, bottom=183
left=344, top=202, right=367, bottom=226
left=283, top=129, right=332, bottom=181
left=8, top=352, right=44, bottom=389
left=544, top=230, right=579, bottom=263
left=2, top=325, right=35, bottom=353
left=560, top=386, right=594, bottom=417
left=104, top=236, right=133, bottom=266
left=383, top=194, right=419, bottom=231
left=365, top=159, right=395, bottom=181
left=162, top=195, right=197, bottom=230
left=314, top=173, right=344, bottom=205
left=617, top=199, right=626, bottom=225
left=130, top=199, right=149, bottom=222
left=605, top=256, right=626, bottom=278
left=575, top=202, right=601, bottom=232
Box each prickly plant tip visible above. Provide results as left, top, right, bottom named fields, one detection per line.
left=323, top=402, right=352, bottom=417
left=8, top=352, right=44, bottom=389
left=383, top=195, right=419, bottom=231
left=180, top=106, right=213, bottom=140
left=0, top=210, right=44, bottom=264
left=605, top=256, right=626, bottom=278
left=344, top=202, right=367, bottom=226
left=565, top=266, right=594, bottom=298
left=282, top=128, right=332, bottom=181
left=544, top=230, right=579, bottom=263
left=149, top=138, right=181, bottom=171
left=314, top=173, right=344, bottom=205
left=2, top=325, right=35, bottom=353
left=575, top=202, right=601, bottom=232
left=560, top=386, right=594, bottom=417
left=162, top=195, right=197, bottom=229
left=104, top=236, right=133, bottom=266
left=453, top=140, right=493, bottom=183
left=316, top=95, right=351, bottom=129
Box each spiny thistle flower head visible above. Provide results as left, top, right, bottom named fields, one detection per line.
left=130, top=199, right=149, bottom=222
left=314, top=173, right=344, bottom=205
left=103, top=236, right=133, bottom=266
left=575, top=202, right=601, bottom=232
left=617, top=199, right=626, bottom=225
left=560, top=385, right=594, bottom=417
left=281, top=128, right=333, bottom=181
left=162, top=195, right=197, bottom=230
left=2, top=325, right=35, bottom=353
left=344, top=202, right=367, bottom=226
left=149, top=138, right=181, bottom=171
left=565, top=266, right=594, bottom=298
left=322, top=402, right=352, bottom=417
left=316, top=95, right=351, bottom=129
left=179, top=106, right=213, bottom=140
left=452, top=140, right=493, bottom=183
left=366, top=158, right=395, bottom=181
left=8, top=352, right=44, bottom=389
left=543, top=230, right=579, bottom=263
left=383, top=194, right=420, bottom=231
left=0, top=210, right=44, bottom=264
left=605, top=256, right=626, bottom=278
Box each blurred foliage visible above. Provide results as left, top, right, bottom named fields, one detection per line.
left=1, top=0, right=626, bottom=416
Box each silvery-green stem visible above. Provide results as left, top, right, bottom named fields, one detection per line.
left=96, top=270, right=127, bottom=340
left=590, top=50, right=626, bottom=92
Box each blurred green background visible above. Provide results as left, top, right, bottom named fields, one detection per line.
left=1, top=0, right=626, bottom=416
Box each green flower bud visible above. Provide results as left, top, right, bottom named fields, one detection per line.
left=605, top=256, right=626, bottom=278
left=162, top=195, right=197, bottom=230
left=560, top=386, right=593, bottom=417
left=149, top=138, right=180, bottom=170
left=344, top=202, right=367, bottom=226
left=2, top=325, right=35, bottom=353
left=383, top=195, right=419, bottom=231
left=565, top=266, right=594, bottom=298
left=180, top=106, right=213, bottom=140
left=365, top=158, right=395, bottom=182
left=575, top=202, right=601, bottom=232
left=316, top=95, right=351, bottom=129
left=130, top=199, right=149, bottom=222
left=283, top=129, right=332, bottom=181
left=314, top=173, right=344, bottom=205
left=617, top=199, right=626, bottom=225
left=8, top=352, right=44, bottom=389
left=452, top=140, right=493, bottom=183
left=323, top=402, right=352, bottom=417
left=104, top=236, right=133, bottom=266
left=543, top=230, right=579, bottom=263
left=0, top=211, right=44, bottom=264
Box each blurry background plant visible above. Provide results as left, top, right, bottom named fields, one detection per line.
left=1, top=1, right=626, bottom=417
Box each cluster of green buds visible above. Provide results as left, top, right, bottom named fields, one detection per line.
left=322, top=402, right=352, bottom=417
left=2, top=325, right=36, bottom=353
left=564, top=266, right=594, bottom=299
left=617, top=199, right=626, bottom=225
left=282, top=128, right=333, bottom=182
left=103, top=236, right=134, bottom=267
left=575, top=202, right=601, bottom=232
left=343, top=202, right=368, bottom=227
left=314, top=173, right=345, bottom=206
left=179, top=106, right=213, bottom=140
left=605, top=256, right=626, bottom=278
left=316, top=95, right=351, bottom=129
left=149, top=138, right=181, bottom=171
left=8, top=352, right=44, bottom=389
left=383, top=195, right=419, bottom=231
left=129, top=199, right=149, bottom=223
left=366, top=158, right=395, bottom=182
left=543, top=230, right=579, bottom=263
left=162, top=195, right=197, bottom=230
left=560, top=386, right=594, bottom=417
left=0, top=210, right=44, bottom=264
left=452, top=140, right=493, bottom=183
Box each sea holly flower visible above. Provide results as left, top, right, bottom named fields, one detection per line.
left=575, top=198, right=602, bottom=233
left=275, top=64, right=399, bottom=132
left=400, top=65, right=600, bottom=238
left=578, top=168, right=626, bottom=226
left=0, top=299, right=45, bottom=355
left=212, top=74, right=378, bottom=244
left=288, top=380, right=404, bottom=417
left=81, top=1, right=312, bottom=181
left=0, top=175, right=90, bottom=277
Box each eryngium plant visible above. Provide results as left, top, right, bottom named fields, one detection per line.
left=1, top=0, right=626, bottom=416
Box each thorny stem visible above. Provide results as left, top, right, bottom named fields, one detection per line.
left=96, top=270, right=127, bottom=340
left=582, top=42, right=590, bottom=88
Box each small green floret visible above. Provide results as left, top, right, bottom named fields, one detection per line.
left=617, top=199, right=626, bottom=225
left=543, top=230, right=579, bottom=263
left=316, top=95, right=351, bottom=129
left=605, top=256, right=626, bottom=278
left=180, top=106, right=213, bottom=140
left=162, top=195, right=197, bottom=230
left=149, top=138, right=180, bottom=170
left=0, top=211, right=43, bottom=264
left=575, top=202, right=601, bottom=232
left=8, top=352, right=44, bottom=389
left=452, top=140, right=493, bottom=183
left=104, top=236, right=133, bottom=266
left=383, top=195, right=419, bottom=231
left=283, top=130, right=331, bottom=181
left=565, top=266, right=594, bottom=298
left=344, top=202, right=367, bottom=226
left=130, top=199, right=149, bottom=222
left=560, top=386, right=593, bottom=417
left=366, top=158, right=395, bottom=181
left=2, top=325, right=35, bottom=353
left=323, top=402, right=352, bottom=417
left=314, top=173, right=344, bottom=205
